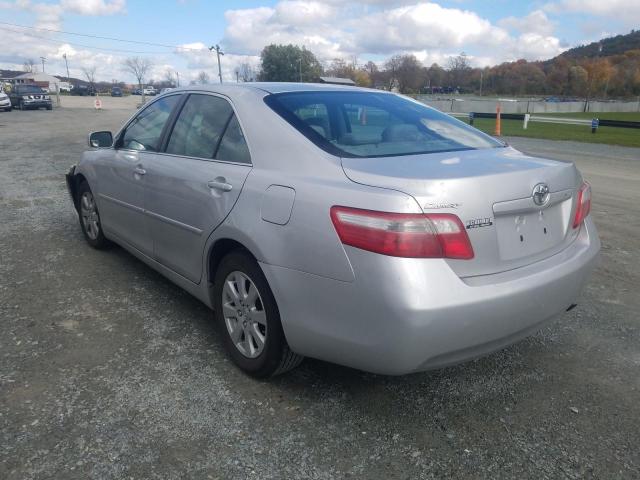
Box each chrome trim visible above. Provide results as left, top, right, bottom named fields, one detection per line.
left=493, top=189, right=573, bottom=215
left=98, top=193, right=144, bottom=213
left=145, top=209, right=203, bottom=235
left=99, top=193, right=202, bottom=235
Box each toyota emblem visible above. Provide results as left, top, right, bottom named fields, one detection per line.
left=532, top=183, right=550, bottom=206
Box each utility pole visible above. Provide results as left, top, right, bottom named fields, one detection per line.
left=479, top=70, right=483, bottom=96
left=63, top=53, right=70, bottom=84
left=176, top=71, right=180, bottom=87
left=40, top=56, right=46, bottom=73
left=298, top=57, right=302, bottom=82
left=209, top=44, right=224, bottom=84
left=236, top=70, right=239, bottom=83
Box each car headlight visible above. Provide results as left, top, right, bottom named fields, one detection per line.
left=44, top=95, right=50, bottom=100
left=23, top=95, right=31, bottom=100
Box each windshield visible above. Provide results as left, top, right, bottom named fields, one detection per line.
left=18, top=85, right=46, bottom=94
left=264, top=91, right=502, bottom=158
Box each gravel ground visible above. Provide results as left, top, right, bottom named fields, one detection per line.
left=1, top=104, right=639, bottom=479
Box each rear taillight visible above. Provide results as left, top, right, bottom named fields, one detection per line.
left=572, top=181, right=591, bottom=229
left=330, top=206, right=474, bottom=259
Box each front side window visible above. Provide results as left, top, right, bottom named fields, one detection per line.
left=120, top=95, right=179, bottom=151
left=265, top=91, right=503, bottom=158
left=166, top=94, right=233, bottom=159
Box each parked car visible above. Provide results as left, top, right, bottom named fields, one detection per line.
left=8, top=84, right=52, bottom=110
left=72, top=84, right=97, bottom=96
left=65, top=84, right=600, bottom=378
left=0, top=90, right=11, bottom=111
left=111, top=86, right=123, bottom=97
left=142, top=86, right=156, bottom=96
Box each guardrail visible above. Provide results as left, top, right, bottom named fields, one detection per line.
left=448, top=111, right=640, bottom=133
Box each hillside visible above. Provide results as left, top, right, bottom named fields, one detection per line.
left=557, top=30, right=640, bottom=60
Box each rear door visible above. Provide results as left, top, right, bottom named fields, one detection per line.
left=144, top=92, right=252, bottom=283
left=95, top=94, right=181, bottom=255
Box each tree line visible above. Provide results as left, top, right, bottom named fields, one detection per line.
left=257, top=44, right=640, bottom=99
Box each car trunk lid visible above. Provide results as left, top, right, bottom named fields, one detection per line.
left=341, top=146, right=581, bottom=277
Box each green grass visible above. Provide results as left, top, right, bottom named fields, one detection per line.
left=465, top=114, right=640, bottom=148
left=541, top=111, right=640, bottom=121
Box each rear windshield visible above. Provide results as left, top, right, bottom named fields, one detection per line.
left=264, top=91, right=502, bottom=158
left=18, top=85, right=45, bottom=94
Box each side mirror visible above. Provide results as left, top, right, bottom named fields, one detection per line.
left=89, top=131, right=113, bottom=148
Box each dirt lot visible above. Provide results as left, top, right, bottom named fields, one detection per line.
left=1, top=103, right=639, bottom=479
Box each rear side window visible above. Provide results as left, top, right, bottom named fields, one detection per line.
left=216, top=114, right=251, bottom=164
left=121, top=95, right=179, bottom=151
left=166, top=94, right=232, bottom=159
left=264, top=91, right=502, bottom=158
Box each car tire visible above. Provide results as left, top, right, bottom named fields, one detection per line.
left=77, top=181, right=111, bottom=249
left=213, top=251, right=303, bottom=378
left=46, top=105, right=52, bottom=110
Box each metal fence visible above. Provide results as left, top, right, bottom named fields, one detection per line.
left=417, top=96, right=640, bottom=114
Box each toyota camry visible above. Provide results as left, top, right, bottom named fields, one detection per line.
left=66, top=83, right=600, bottom=377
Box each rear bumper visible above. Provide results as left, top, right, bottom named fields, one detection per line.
left=262, top=217, right=600, bottom=375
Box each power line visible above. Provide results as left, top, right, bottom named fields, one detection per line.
left=0, top=22, right=198, bottom=55
left=0, top=26, right=173, bottom=54
left=0, top=20, right=206, bottom=52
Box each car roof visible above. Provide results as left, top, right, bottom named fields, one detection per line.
left=168, top=82, right=382, bottom=96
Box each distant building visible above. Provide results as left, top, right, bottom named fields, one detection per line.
left=8, top=72, right=65, bottom=92
left=319, top=76, right=356, bottom=86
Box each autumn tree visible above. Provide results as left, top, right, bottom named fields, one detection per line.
left=427, top=63, right=447, bottom=90
left=447, top=53, right=471, bottom=89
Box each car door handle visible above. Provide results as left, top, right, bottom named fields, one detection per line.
left=134, top=167, right=146, bottom=176
left=207, top=179, right=233, bottom=192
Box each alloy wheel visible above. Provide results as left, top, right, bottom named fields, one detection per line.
left=80, top=191, right=100, bottom=240
left=222, top=271, right=267, bottom=358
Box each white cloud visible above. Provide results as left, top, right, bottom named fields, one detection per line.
left=60, top=0, right=125, bottom=16
left=0, top=0, right=129, bottom=81
left=273, top=1, right=335, bottom=25
left=509, top=33, right=565, bottom=61
left=223, top=4, right=348, bottom=59
left=351, top=3, right=511, bottom=53
left=221, top=1, right=564, bottom=66
left=499, top=10, right=555, bottom=36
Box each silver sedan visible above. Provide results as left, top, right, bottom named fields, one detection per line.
left=66, top=83, right=600, bottom=377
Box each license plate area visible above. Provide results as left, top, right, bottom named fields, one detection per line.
left=494, top=200, right=570, bottom=261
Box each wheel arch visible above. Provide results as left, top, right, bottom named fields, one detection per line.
left=69, top=172, right=88, bottom=211
left=207, top=237, right=259, bottom=288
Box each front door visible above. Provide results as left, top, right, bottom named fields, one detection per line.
left=95, top=94, right=181, bottom=255
left=144, top=93, right=253, bottom=283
